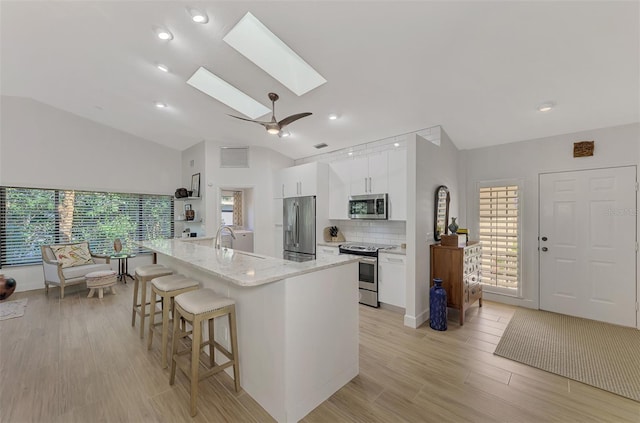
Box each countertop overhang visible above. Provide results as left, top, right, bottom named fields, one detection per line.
left=138, top=239, right=360, bottom=287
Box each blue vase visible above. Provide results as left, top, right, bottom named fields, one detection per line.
left=430, top=278, right=447, bottom=331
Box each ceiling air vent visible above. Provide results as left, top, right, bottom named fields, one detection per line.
left=220, top=147, right=249, bottom=168
left=313, top=143, right=328, bottom=149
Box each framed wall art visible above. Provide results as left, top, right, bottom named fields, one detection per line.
left=191, top=173, right=201, bottom=198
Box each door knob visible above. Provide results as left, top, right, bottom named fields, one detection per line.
left=541, top=236, right=548, bottom=241
left=541, top=247, right=548, bottom=252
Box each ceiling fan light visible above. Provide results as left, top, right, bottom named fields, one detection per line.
left=267, top=127, right=280, bottom=135
left=279, top=130, right=290, bottom=138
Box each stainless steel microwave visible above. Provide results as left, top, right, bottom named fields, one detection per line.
left=348, top=194, right=388, bottom=220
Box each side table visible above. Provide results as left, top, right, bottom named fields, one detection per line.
left=111, top=253, right=136, bottom=283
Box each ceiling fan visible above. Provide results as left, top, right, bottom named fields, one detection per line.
left=228, top=92, right=312, bottom=137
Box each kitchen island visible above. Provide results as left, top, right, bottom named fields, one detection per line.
left=138, top=239, right=359, bottom=422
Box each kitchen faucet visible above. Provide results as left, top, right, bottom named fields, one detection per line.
left=215, top=225, right=236, bottom=249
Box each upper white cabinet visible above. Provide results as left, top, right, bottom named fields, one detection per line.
left=328, top=146, right=406, bottom=220
left=328, top=160, right=351, bottom=220
left=279, top=162, right=327, bottom=198
left=350, top=152, right=388, bottom=195
left=387, top=147, right=407, bottom=221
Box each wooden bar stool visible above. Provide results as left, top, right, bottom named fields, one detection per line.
left=169, top=288, right=240, bottom=417
left=132, top=264, right=173, bottom=338
left=147, top=275, right=199, bottom=368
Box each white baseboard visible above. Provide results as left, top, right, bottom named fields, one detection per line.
left=404, top=308, right=429, bottom=328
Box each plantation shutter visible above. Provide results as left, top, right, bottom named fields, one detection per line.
left=1, top=187, right=173, bottom=267
left=478, top=185, right=519, bottom=290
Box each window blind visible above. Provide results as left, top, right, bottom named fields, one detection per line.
left=0, top=187, right=173, bottom=267
left=478, top=185, right=519, bottom=290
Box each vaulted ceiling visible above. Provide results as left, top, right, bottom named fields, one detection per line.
left=1, top=1, right=638, bottom=159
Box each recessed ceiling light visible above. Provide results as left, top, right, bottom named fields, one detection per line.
left=394, top=142, right=400, bottom=147
left=154, top=26, right=173, bottom=40
left=155, top=102, right=167, bottom=108
left=328, top=113, right=338, bottom=120
left=157, top=64, right=169, bottom=73
left=187, top=8, right=208, bottom=24
left=223, top=12, right=327, bottom=96
left=186, top=67, right=271, bottom=119
left=537, top=101, right=556, bottom=112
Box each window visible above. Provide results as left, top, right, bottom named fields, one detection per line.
left=220, top=190, right=243, bottom=226
left=478, top=184, right=520, bottom=294
left=0, top=187, right=173, bottom=267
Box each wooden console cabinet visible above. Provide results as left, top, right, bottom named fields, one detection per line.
left=430, top=241, right=483, bottom=325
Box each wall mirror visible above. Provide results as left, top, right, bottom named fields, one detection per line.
left=434, top=185, right=450, bottom=241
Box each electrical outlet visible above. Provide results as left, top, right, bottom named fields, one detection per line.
left=190, top=159, right=195, bottom=167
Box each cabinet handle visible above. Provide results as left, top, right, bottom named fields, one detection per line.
left=282, top=184, right=284, bottom=198
left=386, top=257, right=404, bottom=263
left=369, top=177, right=372, bottom=192
left=364, top=178, right=367, bottom=193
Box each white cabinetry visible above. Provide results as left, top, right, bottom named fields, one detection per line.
left=329, top=147, right=407, bottom=221
left=273, top=198, right=283, bottom=257
left=280, top=162, right=324, bottom=198
left=378, top=253, right=406, bottom=308
left=328, top=160, right=351, bottom=220
left=350, top=152, right=388, bottom=195
left=318, top=245, right=340, bottom=256
left=387, top=147, right=407, bottom=221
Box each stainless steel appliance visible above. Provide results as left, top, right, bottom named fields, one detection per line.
left=348, top=194, right=388, bottom=220
left=283, top=196, right=316, bottom=262
left=339, top=242, right=394, bottom=307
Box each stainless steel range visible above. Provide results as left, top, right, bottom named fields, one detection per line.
left=339, top=242, right=394, bottom=307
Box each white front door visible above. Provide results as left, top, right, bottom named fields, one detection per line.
left=539, top=166, right=637, bottom=327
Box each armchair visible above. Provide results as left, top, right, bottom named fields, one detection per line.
left=41, top=242, right=111, bottom=299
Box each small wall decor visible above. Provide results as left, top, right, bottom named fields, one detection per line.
left=191, top=173, right=201, bottom=197
left=573, top=141, right=594, bottom=158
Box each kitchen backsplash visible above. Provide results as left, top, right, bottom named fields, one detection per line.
left=330, top=220, right=406, bottom=246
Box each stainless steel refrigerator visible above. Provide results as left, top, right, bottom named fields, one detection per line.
left=283, top=196, right=316, bottom=262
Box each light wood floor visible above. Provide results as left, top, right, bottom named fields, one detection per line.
left=1, top=284, right=638, bottom=422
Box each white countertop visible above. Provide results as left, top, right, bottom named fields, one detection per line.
left=139, top=239, right=360, bottom=287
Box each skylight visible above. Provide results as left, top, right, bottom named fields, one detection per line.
left=186, top=67, right=271, bottom=119
left=223, top=12, right=326, bottom=96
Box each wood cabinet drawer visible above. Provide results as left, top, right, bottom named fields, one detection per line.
left=469, top=283, right=482, bottom=303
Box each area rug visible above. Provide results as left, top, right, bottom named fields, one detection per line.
left=494, top=307, right=640, bottom=402
left=0, top=298, right=28, bottom=321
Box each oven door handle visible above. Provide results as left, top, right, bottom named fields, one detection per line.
left=359, top=257, right=377, bottom=264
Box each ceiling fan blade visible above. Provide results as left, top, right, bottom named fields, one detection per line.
left=228, top=114, right=270, bottom=125
left=278, top=112, right=312, bottom=128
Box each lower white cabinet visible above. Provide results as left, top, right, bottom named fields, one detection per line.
left=378, top=253, right=406, bottom=308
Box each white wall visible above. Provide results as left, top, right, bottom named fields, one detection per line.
left=405, top=130, right=460, bottom=328
left=0, top=96, right=180, bottom=194
left=201, top=142, right=293, bottom=256
left=462, top=123, right=640, bottom=313
left=0, top=96, right=182, bottom=292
